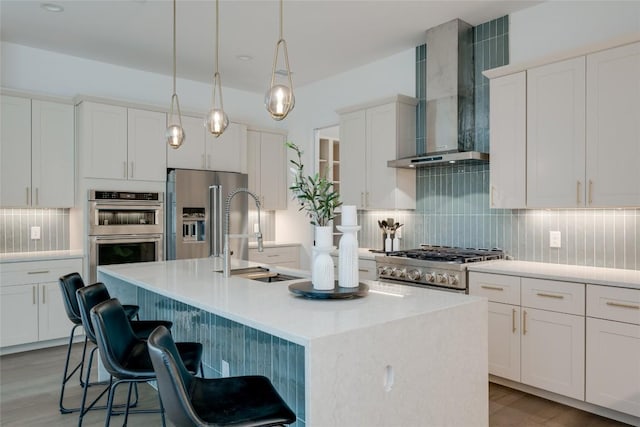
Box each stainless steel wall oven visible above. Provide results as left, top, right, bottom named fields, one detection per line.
left=88, top=190, right=164, bottom=281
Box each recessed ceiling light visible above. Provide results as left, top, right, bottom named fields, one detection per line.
left=236, top=55, right=253, bottom=61
left=41, top=3, right=64, bottom=12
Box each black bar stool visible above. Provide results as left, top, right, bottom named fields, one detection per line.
left=91, top=299, right=203, bottom=427
left=57, top=272, right=140, bottom=414
left=75, top=282, right=176, bottom=426
left=148, top=325, right=296, bottom=427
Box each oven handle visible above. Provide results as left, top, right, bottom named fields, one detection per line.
left=92, top=234, right=163, bottom=242
left=91, top=203, right=162, bottom=211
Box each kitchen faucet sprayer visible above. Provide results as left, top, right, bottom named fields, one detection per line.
left=224, top=188, right=263, bottom=277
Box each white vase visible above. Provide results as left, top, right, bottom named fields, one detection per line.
left=337, top=225, right=360, bottom=288
left=312, top=226, right=335, bottom=290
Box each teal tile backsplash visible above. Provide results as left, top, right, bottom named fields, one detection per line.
left=358, top=16, right=639, bottom=270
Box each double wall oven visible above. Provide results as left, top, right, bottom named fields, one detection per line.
left=88, top=190, right=164, bottom=282
left=376, top=245, right=505, bottom=293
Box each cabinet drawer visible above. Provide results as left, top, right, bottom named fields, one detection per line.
left=249, top=246, right=299, bottom=266
left=587, top=285, right=640, bottom=325
left=469, top=272, right=520, bottom=305
left=521, top=278, right=585, bottom=315
left=0, top=258, right=83, bottom=286
left=357, top=259, right=377, bottom=281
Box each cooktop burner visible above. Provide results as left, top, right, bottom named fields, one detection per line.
left=389, top=245, right=504, bottom=263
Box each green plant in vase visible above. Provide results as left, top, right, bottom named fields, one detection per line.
left=286, top=141, right=341, bottom=226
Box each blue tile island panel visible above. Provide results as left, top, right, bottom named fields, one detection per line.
left=136, top=287, right=306, bottom=427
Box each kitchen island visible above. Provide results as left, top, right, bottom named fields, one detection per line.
left=99, top=257, right=488, bottom=427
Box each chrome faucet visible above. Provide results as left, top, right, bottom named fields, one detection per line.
left=223, top=188, right=263, bottom=277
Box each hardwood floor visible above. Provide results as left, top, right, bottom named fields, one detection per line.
left=0, top=344, right=633, bottom=426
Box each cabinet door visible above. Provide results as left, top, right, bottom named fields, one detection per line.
left=206, top=122, right=248, bottom=173
left=259, top=131, right=286, bottom=210
left=127, top=108, right=167, bottom=181
left=31, top=100, right=74, bottom=207
left=489, top=72, right=526, bottom=209
left=358, top=259, right=377, bottom=281
left=167, top=115, right=206, bottom=170
left=586, top=317, right=640, bottom=417
left=0, top=95, right=31, bottom=207
left=0, top=285, right=39, bottom=347
left=586, top=42, right=640, bottom=207
left=38, top=281, right=70, bottom=341
left=247, top=130, right=261, bottom=198
left=367, top=102, right=399, bottom=209
left=488, top=302, right=521, bottom=382
left=339, top=110, right=366, bottom=208
left=521, top=308, right=585, bottom=400
left=527, top=57, right=586, bottom=208
left=80, top=102, right=128, bottom=179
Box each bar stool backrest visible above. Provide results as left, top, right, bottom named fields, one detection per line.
left=76, top=282, right=111, bottom=344
left=58, top=272, right=86, bottom=325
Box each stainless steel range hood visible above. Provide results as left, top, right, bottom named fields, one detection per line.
left=388, top=19, right=488, bottom=169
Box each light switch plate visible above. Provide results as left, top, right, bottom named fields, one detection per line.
left=549, top=231, right=561, bottom=248
left=30, top=226, right=41, bottom=240
left=221, top=360, right=230, bottom=377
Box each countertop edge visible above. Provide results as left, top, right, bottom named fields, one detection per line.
left=0, top=250, right=85, bottom=263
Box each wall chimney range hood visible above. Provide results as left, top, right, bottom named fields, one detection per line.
left=388, top=19, right=489, bottom=169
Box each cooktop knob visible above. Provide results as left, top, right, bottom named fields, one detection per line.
left=425, top=272, right=436, bottom=283
left=449, top=274, right=459, bottom=285
left=393, top=268, right=406, bottom=278
left=437, top=273, right=447, bottom=284
left=407, top=269, right=421, bottom=281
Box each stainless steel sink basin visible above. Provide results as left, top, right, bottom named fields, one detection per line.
left=223, top=266, right=303, bottom=282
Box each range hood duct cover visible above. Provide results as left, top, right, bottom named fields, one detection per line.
left=389, top=18, right=488, bottom=169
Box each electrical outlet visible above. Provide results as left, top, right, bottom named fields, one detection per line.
left=549, top=231, right=561, bottom=248
left=253, top=223, right=260, bottom=233
left=221, top=360, right=230, bottom=377
left=30, top=226, right=41, bottom=240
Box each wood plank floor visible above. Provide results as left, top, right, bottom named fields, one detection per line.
left=0, top=343, right=633, bottom=426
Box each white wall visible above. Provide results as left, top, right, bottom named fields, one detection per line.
left=0, top=42, right=276, bottom=128
left=510, top=1, right=640, bottom=63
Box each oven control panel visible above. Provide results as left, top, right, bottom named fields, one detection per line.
left=375, top=259, right=466, bottom=291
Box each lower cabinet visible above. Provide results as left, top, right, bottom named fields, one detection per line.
left=470, top=272, right=586, bottom=401
left=331, top=256, right=376, bottom=281
left=0, top=257, right=83, bottom=348
left=249, top=245, right=300, bottom=269
left=586, top=284, right=640, bottom=417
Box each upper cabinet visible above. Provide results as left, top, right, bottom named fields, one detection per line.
left=489, top=72, right=526, bottom=209
left=486, top=40, right=640, bottom=208
left=1, top=95, right=74, bottom=207
left=78, top=101, right=167, bottom=182
left=337, top=95, right=417, bottom=210
left=247, top=128, right=287, bottom=210
left=167, top=115, right=247, bottom=173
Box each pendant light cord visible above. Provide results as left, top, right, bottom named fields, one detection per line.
left=172, top=0, right=177, bottom=96
left=215, top=0, right=220, bottom=74
left=279, top=0, right=283, bottom=40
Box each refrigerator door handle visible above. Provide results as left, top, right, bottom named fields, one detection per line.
left=209, top=185, right=222, bottom=257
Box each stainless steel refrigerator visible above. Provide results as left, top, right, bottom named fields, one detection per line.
left=166, top=169, right=248, bottom=260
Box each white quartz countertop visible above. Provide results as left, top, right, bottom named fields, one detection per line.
left=0, top=250, right=84, bottom=263
left=98, top=257, right=483, bottom=346
left=467, top=260, right=640, bottom=290
left=248, top=241, right=301, bottom=249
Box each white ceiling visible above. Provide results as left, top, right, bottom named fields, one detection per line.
left=0, top=0, right=540, bottom=94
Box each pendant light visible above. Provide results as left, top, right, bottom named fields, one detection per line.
left=265, top=0, right=294, bottom=121
left=166, top=0, right=185, bottom=149
left=204, top=0, right=229, bottom=137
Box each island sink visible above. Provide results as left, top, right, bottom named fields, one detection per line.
left=221, top=266, right=304, bottom=282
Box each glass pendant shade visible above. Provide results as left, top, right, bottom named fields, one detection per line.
left=266, top=0, right=294, bottom=121
left=205, top=107, right=229, bottom=137
left=166, top=123, right=185, bottom=149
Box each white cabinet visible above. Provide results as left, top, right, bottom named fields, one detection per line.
left=526, top=57, right=586, bottom=208
left=586, top=285, right=640, bottom=417
left=0, top=258, right=83, bottom=348
left=469, top=272, right=585, bottom=400
left=249, top=245, right=299, bottom=269
left=78, top=101, right=166, bottom=181
left=489, top=72, right=526, bottom=209
left=167, top=115, right=247, bottom=173
left=330, top=255, right=377, bottom=281
left=586, top=42, right=640, bottom=207
left=247, top=129, right=287, bottom=210
left=338, top=95, right=417, bottom=210
left=1, top=95, right=74, bottom=207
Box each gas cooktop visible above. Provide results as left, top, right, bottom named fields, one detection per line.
left=388, top=245, right=504, bottom=263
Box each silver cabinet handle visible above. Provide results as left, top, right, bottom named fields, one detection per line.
left=523, top=310, right=527, bottom=335
left=606, top=301, right=640, bottom=310
left=536, top=292, right=564, bottom=299
left=358, top=268, right=369, bottom=272
left=576, top=181, right=581, bottom=205
left=512, top=308, right=516, bottom=333
left=481, top=285, right=504, bottom=291
left=588, top=180, right=593, bottom=205
left=28, top=270, right=50, bottom=275
left=267, top=255, right=279, bottom=258
left=123, top=161, right=127, bottom=178
left=32, top=286, right=36, bottom=305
